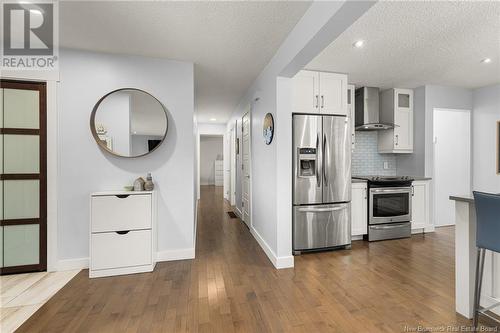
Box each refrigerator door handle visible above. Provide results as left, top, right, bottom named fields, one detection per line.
left=323, top=133, right=328, bottom=187
left=316, top=133, right=321, bottom=187
left=298, top=205, right=347, bottom=213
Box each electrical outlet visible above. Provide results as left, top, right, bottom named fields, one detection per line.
left=383, top=161, right=390, bottom=170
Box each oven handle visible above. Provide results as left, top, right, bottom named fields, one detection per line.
left=370, top=223, right=408, bottom=230
left=371, top=188, right=411, bottom=194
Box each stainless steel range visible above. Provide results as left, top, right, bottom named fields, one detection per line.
left=353, top=176, right=413, bottom=241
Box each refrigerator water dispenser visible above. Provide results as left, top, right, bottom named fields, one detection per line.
left=297, top=148, right=316, bottom=177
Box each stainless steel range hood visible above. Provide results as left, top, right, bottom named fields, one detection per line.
left=355, top=87, right=395, bottom=131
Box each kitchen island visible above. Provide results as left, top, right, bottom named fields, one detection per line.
left=450, top=194, right=500, bottom=319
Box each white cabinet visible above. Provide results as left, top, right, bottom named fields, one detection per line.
left=378, top=88, right=414, bottom=153
left=90, top=191, right=157, bottom=278
left=292, top=70, right=348, bottom=115
left=214, top=160, right=223, bottom=186
left=347, top=84, right=355, bottom=151
left=351, top=182, right=367, bottom=236
left=411, top=180, right=431, bottom=231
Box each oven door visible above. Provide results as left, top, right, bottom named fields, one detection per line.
left=369, top=187, right=412, bottom=224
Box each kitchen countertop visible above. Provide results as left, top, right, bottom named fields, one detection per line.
left=351, top=178, right=367, bottom=183
left=449, top=194, right=475, bottom=203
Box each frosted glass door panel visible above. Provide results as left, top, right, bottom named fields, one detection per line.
left=4, top=180, right=39, bottom=219
left=3, top=225, right=39, bottom=267
left=0, top=88, right=3, bottom=127
left=3, top=88, right=39, bottom=129
left=3, top=135, right=39, bottom=173
left=0, top=227, right=3, bottom=268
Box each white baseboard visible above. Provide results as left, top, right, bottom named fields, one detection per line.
left=156, top=248, right=195, bottom=262
left=57, top=257, right=89, bottom=271
left=250, top=226, right=294, bottom=269
left=57, top=248, right=196, bottom=271
left=234, top=207, right=243, bottom=219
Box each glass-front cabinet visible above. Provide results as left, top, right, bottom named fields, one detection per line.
left=0, top=81, right=46, bottom=274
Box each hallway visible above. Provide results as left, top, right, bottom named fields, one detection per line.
left=17, top=186, right=468, bottom=332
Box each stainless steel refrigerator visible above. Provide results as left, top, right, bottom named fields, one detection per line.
left=292, top=114, right=351, bottom=253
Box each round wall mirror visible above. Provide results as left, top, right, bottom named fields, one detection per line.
left=90, top=88, right=168, bottom=157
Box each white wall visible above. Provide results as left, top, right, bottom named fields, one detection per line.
left=58, top=49, right=195, bottom=264
left=199, top=136, right=223, bottom=185
left=227, top=1, right=375, bottom=268
left=472, top=84, right=500, bottom=192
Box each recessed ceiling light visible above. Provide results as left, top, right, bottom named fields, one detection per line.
left=210, top=118, right=217, bottom=122
left=481, top=58, right=492, bottom=64
left=353, top=40, right=364, bottom=48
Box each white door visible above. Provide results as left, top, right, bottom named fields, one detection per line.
left=394, top=89, right=413, bottom=151
left=434, top=108, right=471, bottom=226
left=223, top=131, right=231, bottom=200
left=319, top=72, right=347, bottom=115
left=230, top=126, right=236, bottom=206
left=242, top=112, right=251, bottom=228
left=291, top=70, right=320, bottom=114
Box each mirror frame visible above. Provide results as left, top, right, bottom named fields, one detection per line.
left=90, top=88, right=168, bottom=158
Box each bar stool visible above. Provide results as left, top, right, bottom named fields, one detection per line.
left=472, top=191, right=500, bottom=329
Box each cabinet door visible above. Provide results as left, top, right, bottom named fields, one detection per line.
left=394, top=89, right=413, bottom=151
left=319, top=72, right=347, bottom=115
left=347, top=84, right=355, bottom=151
left=292, top=70, right=320, bottom=114
left=351, top=184, right=367, bottom=236
left=411, top=182, right=426, bottom=229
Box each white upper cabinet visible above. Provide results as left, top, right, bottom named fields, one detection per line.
left=292, top=70, right=320, bottom=114
left=347, top=84, right=355, bottom=151
left=292, top=70, right=348, bottom=116
left=378, top=88, right=414, bottom=153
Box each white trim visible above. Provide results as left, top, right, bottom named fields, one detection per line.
left=351, top=235, right=364, bottom=241
left=156, top=248, right=195, bottom=262
left=250, top=226, right=294, bottom=269
left=194, top=199, right=199, bottom=247
left=90, top=264, right=155, bottom=278
left=57, top=257, right=89, bottom=271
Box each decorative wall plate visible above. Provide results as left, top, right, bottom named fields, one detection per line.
left=263, top=113, right=274, bottom=145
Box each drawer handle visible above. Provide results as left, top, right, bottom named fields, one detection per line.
left=115, top=195, right=130, bottom=199
left=116, top=230, right=130, bottom=235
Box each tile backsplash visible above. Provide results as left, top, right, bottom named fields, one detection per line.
left=352, top=131, right=396, bottom=176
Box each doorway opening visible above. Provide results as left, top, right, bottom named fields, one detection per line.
left=199, top=135, right=224, bottom=199
left=433, top=108, right=471, bottom=226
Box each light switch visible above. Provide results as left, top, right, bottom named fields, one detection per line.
left=383, top=161, right=390, bottom=170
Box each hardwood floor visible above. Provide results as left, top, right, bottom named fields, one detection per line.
left=17, top=185, right=471, bottom=332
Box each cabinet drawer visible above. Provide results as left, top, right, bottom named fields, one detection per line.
left=91, top=229, right=152, bottom=271
left=91, top=194, right=151, bottom=233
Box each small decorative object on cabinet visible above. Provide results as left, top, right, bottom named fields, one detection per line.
left=291, top=70, right=348, bottom=116
left=90, top=191, right=157, bottom=278
left=133, top=177, right=145, bottom=191
left=144, top=173, right=154, bottom=191
left=378, top=88, right=414, bottom=153
left=263, top=113, right=274, bottom=145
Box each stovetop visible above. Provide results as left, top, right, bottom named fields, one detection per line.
left=353, top=175, right=413, bottom=182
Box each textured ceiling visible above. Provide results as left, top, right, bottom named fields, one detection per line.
left=59, top=1, right=311, bottom=123
left=307, top=1, right=500, bottom=90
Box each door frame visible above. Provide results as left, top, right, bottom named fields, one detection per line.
left=432, top=108, right=471, bottom=227
left=230, top=125, right=236, bottom=206
left=0, top=79, right=47, bottom=274
left=241, top=108, right=252, bottom=228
